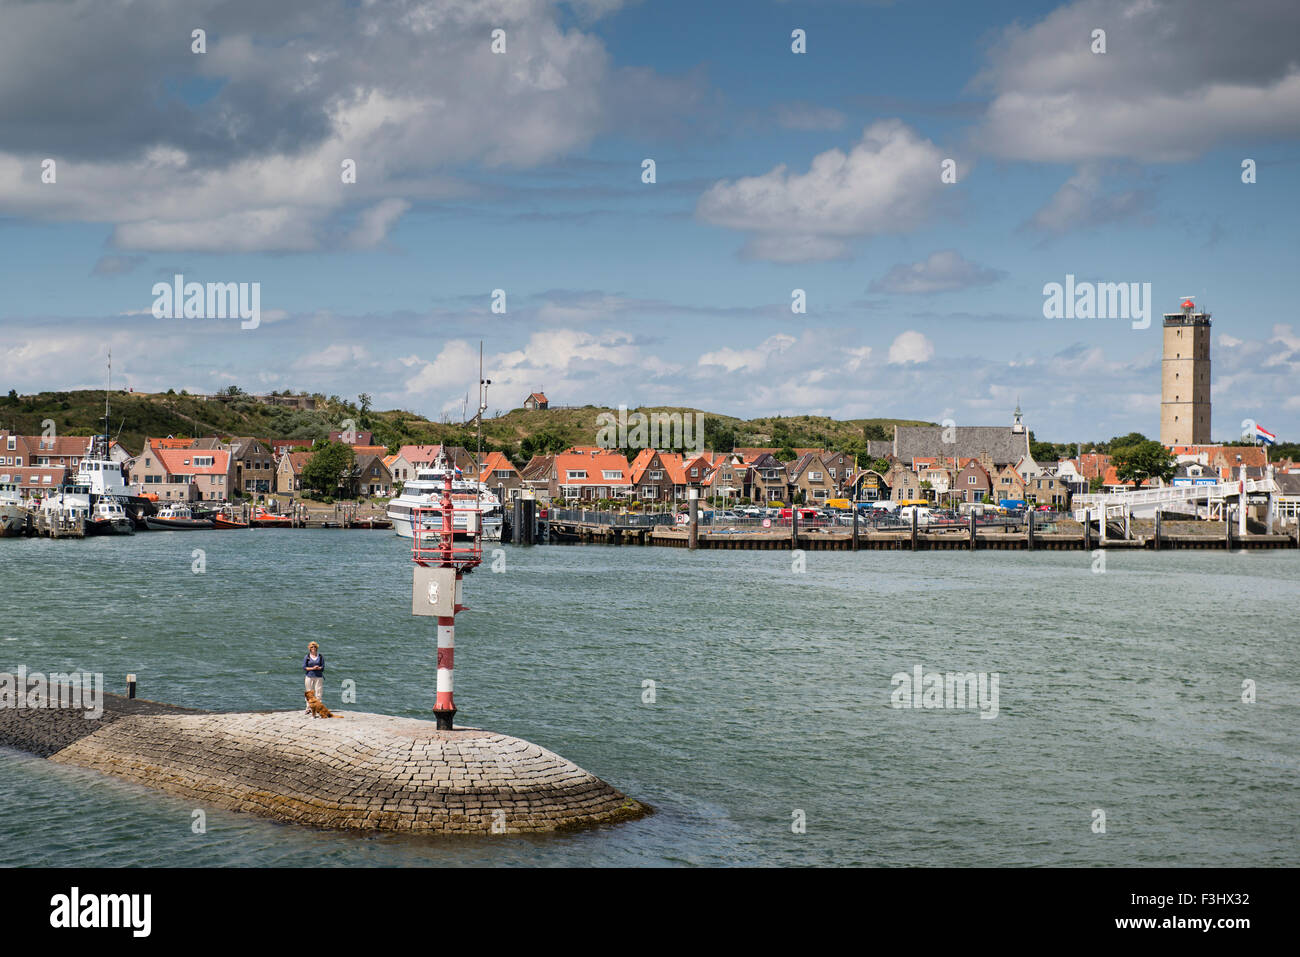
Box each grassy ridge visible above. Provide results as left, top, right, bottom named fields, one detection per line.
left=0, top=390, right=932, bottom=464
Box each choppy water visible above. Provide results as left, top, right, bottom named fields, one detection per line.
left=1, top=530, right=1296, bottom=866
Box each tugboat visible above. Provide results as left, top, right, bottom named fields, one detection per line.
left=144, top=502, right=215, bottom=530
left=76, top=351, right=157, bottom=529
left=85, top=497, right=134, bottom=535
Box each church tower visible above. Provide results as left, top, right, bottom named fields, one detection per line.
left=1161, top=299, right=1211, bottom=446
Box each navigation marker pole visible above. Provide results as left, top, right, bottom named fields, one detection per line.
left=412, top=453, right=482, bottom=732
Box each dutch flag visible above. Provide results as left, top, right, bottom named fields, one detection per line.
left=1256, top=424, right=1276, bottom=445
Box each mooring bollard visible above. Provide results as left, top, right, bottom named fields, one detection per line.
left=688, top=488, right=699, bottom=550
left=1153, top=509, right=1162, bottom=550
left=1026, top=510, right=1035, bottom=550
left=851, top=504, right=859, bottom=551
left=911, top=508, right=918, bottom=550
left=126, top=674, right=137, bottom=699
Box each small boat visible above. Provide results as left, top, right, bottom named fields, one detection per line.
left=85, top=497, right=134, bottom=536
left=250, top=506, right=293, bottom=528
left=0, top=483, right=29, bottom=537
left=144, top=503, right=215, bottom=530
left=213, top=505, right=249, bottom=529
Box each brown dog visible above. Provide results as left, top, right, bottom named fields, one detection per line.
left=304, top=689, right=341, bottom=718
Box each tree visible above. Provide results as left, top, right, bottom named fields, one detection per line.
left=704, top=417, right=736, bottom=454
left=358, top=393, right=373, bottom=428
left=300, top=442, right=355, bottom=497
left=1112, top=440, right=1175, bottom=488
left=862, top=423, right=890, bottom=442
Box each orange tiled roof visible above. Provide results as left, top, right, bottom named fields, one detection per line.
left=478, top=451, right=517, bottom=482
left=554, top=452, right=631, bottom=486
left=155, top=447, right=231, bottom=475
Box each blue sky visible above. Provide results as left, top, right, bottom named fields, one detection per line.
left=1, top=0, right=1297, bottom=443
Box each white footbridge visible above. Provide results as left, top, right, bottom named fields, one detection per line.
left=1072, top=470, right=1281, bottom=539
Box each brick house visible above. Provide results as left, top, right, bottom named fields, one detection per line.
left=388, top=445, right=477, bottom=483
left=786, top=452, right=837, bottom=504
left=629, top=449, right=679, bottom=503
left=130, top=440, right=230, bottom=501
left=552, top=450, right=631, bottom=502
left=276, top=451, right=313, bottom=494
left=353, top=453, right=393, bottom=497
left=518, top=455, right=556, bottom=499
left=523, top=392, right=549, bottom=411
left=953, top=460, right=992, bottom=503
left=748, top=453, right=789, bottom=504
left=478, top=451, right=521, bottom=502
left=1025, top=474, right=1071, bottom=506
left=993, top=464, right=1027, bottom=503
left=887, top=464, right=923, bottom=502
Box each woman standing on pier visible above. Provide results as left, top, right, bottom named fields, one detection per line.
left=303, top=642, right=324, bottom=713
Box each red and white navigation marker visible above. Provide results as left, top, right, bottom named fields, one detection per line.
left=412, top=456, right=482, bottom=730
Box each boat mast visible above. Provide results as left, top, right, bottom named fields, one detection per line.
left=477, top=340, right=491, bottom=461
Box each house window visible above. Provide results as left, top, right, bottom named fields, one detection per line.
left=810, top=471, right=823, bottom=482
left=968, top=476, right=976, bottom=484
left=194, top=456, right=214, bottom=467
left=602, top=470, right=623, bottom=480
left=648, top=470, right=663, bottom=480
left=494, top=469, right=513, bottom=479
left=566, top=470, right=588, bottom=480
left=690, top=468, right=698, bottom=477
left=5, top=437, right=13, bottom=451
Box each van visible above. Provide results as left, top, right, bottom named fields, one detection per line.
left=899, top=505, right=933, bottom=526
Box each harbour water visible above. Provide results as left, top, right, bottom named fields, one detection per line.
left=1, top=531, right=1297, bottom=866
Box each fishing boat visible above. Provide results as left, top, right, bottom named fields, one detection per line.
left=84, top=497, right=134, bottom=536
left=144, top=503, right=215, bottom=531
left=250, top=506, right=293, bottom=528
left=0, top=483, right=29, bottom=537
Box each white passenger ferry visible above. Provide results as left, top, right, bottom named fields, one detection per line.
left=386, top=453, right=502, bottom=540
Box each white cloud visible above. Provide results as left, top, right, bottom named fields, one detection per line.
left=888, top=331, right=934, bottom=364
left=1024, top=164, right=1149, bottom=235
left=0, top=1, right=679, bottom=253
left=696, top=120, right=948, bottom=262
left=870, top=250, right=1006, bottom=294
left=971, top=0, right=1300, bottom=163
left=697, top=334, right=797, bottom=372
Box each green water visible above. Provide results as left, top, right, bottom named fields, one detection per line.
left=1, top=531, right=1296, bottom=866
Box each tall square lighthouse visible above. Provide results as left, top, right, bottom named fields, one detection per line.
left=1160, top=298, right=1211, bottom=446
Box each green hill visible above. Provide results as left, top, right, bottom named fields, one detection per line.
left=0, top=389, right=931, bottom=466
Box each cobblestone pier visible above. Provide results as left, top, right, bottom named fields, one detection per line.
left=2, top=687, right=648, bottom=834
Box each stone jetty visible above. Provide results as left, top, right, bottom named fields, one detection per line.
left=1, top=683, right=649, bottom=834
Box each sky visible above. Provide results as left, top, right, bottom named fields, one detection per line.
left=1, top=0, right=1297, bottom=443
